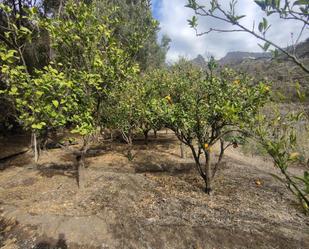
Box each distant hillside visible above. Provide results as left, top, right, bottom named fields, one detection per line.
left=285, top=38, right=309, bottom=59
left=218, top=38, right=309, bottom=66
left=191, top=54, right=207, bottom=68
left=218, top=51, right=271, bottom=66
left=190, top=52, right=271, bottom=68
left=190, top=39, right=309, bottom=102
left=221, top=39, right=309, bottom=102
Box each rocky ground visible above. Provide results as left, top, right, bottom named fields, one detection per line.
left=0, top=132, right=308, bottom=249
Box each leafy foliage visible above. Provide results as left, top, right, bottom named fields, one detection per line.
left=185, top=0, right=309, bottom=213
left=0, top=0, right=146, bottom=166
left=161, top=60, right=270, bottom=192
left=253, top=107, right=309, bottom=212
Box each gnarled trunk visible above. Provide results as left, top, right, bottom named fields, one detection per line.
left=32, top=132, right=39, bottom=163
left=212, top=139, right=225, bottom=178
left=180, top=142, right=185, bottom=158
left=189, top=144, right=212, bottom=194
left=143, top=130, right=149, bottom=145
left=153, top=129, right=157, bottom=138
left=204, top=151, right=212, bottom=194
left=121, top=129, right=134, bottom=161
left=75, top=138, right=90, bottom=188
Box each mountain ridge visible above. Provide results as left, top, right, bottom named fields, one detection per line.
left=218, top=51, right=271, bottom=65
left=190, top=38, right=309, bottom=67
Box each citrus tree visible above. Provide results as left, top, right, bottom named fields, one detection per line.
left=103, top=69, right=169, bottom=159
left=138, top=69, right=170, bottom=144
left=163, top=60, right=269, bottom=193
left=0, top=1, right=142, bottom=188
left=253, top=108, right=309, bottom=212
left=104, top=76, right=143, bottom=160
left=186, top=0, right=309, bottom=212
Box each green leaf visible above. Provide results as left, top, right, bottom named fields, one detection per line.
left=234, top=15, right=246, bottom=21
left=187, top=16, right=198, bottom=28
left=9, top=86, right=18, bottom=95
left=31, top=122, right=46, bottom=130
left=255, top=0, right=267, bottom=10
left=258, top=22, right=264, bottom=32
left=20, top=26, right=31, bottom=34
left=185, top=0, right=198, bottom=10
left=263, top=18, right=268, bottom=29
left=259, top=42, right=271, bottom=51
left=271, top=0, right=280, bottom=8
left=52, top=100, right=59, bottom=108
left=35, top=91, right=44, bottom=97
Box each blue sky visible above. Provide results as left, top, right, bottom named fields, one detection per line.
left=151, top=0, right=309, bottom=62
left=151, top=0, right=161, bottom=20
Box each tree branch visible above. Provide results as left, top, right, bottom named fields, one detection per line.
left=191, top=2, right=309, bottom=73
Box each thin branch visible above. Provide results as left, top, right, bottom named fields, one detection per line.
left=193, top=3, right=309, bottom=74
left=195, top=27, right=245, bottom=36
left=295, top=19, right=308, bottom=46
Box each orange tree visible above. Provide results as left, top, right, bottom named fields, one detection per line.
left=0, top=0, right=141, bottom=172
left=138, top=69, right=170, bottom=144
left=186, top=0, right=309, bottom=212
left=253, top=108, right=309, bottom=212
left=162, top=60, right=270, bottom=193
left=104, top=75, right=142, bottom=160
left=104, top=69, right=168, bottom=159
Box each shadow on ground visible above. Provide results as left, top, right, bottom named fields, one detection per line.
left=37, top=162, right=76, bottom=178
left=34, top=234, right=68, bottom=249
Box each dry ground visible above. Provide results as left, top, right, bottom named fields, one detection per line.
left=0, top=131, right=308, bottom=249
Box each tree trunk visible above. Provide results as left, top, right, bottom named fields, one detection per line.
left=75, top=137, right=90, bottom=188
left=99, top=126, right=104, bottom=136
left=189, top=144, right=210, bottom=193
left=127, top=140, right=133, bottom=161
left=212, top=139, right=225, bottom=178
left=75, top=152, right=84, bottom=188
left=154, top=130, right=157, bottom=138
left=127, top=130, right=133, bottom=161
left=218, top=139, right=224, bottom=164
left=57, top=0, right=63, bottom=17
left=180, top=142, right=185, bottom=158
left=144, top=130, right=149, bottom=145
left=205, top=152, right=212, bottom=194
left=33, top=132, right=39, bottom=163
left=76, top=145, right=90, bottom=188
left=17, top=0, right=22, bottom=27
left=121, top=129, right=134, bottom=160
left=281, top=168, right=309, bottom=209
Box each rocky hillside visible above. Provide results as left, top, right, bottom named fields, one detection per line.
left=218, top=38, right=309, bottom=66
left=218, top=51, right=271, bottom=66
left=191, top=54, right=207, bottom=68
left=191, top=39, right=309, bottom=101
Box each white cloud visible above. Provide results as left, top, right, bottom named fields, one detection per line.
left=154, top=0, right=309, bottom=62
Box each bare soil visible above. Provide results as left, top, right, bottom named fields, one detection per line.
left=0, top=132, right=308, bottom=249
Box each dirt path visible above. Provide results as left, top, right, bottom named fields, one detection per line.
left=0, top=133, right=308, bottom=249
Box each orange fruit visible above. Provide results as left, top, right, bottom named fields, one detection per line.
left=255, top=179, right=262, bottom=186
left=204, top=143, right=212, bottom=152
left=165, top=95, right=172, bottom=104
